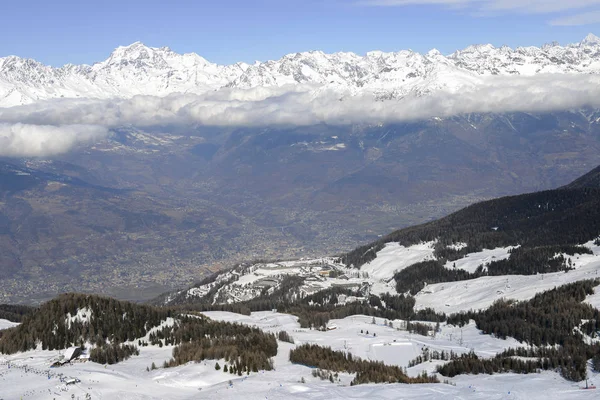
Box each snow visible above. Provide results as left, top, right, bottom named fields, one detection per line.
left=140, top=317, right=176, bottom=343
left=0, top=319, right=18, bottom=330
left=416, top=241, right=600, bottom=314
left=3, top=239, right=600, bottom=397
left=361, top=241, right=436, bottom=282
left=1, top=310, right=598, bottom=399
left=446, top=242, right=468, bottom=251
left=181, top=257, right=367, bottom=305
left=443, top=246, right=517, bottom=273
left=3, top=35, right=600, bottom=107
left=63, top=347, right=81, bottom=361
left=66, top=306, right=92, bottom=328
left=585, top=287, right=600, bottom=309
left=203, top=312, right=520, bottom=371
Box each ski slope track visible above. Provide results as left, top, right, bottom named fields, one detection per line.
left=415, top=240, right=600, bottom=314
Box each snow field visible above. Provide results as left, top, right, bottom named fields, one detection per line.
left=415, top=241, right=600, bottom=314
left=360, top=241, right=436, bottom=283
left=1, top=309, right=599, bottom=399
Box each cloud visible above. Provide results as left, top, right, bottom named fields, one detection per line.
left=550, top=10, right=600, bottom=25
left=357, top=0, right=600, bottom=23
left=0, top=123, right=110, bottom=157
left=1, top=74, right=600, bottom=134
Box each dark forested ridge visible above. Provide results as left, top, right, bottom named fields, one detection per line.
left=561, top=164, right=600, bottom=189
left=0, top=304, right=35, bottom=323
left=0, top=293, right=171, bottom=353
left=0, top=293, right=278, bottom=371
left=343, top=165, right=600, bottom=269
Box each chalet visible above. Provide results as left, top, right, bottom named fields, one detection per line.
left=59, top=347, right=83, bottom=365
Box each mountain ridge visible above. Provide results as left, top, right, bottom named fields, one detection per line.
left=2, top=34, right=600, bottom=107
left=342, top=165, right=600, bottom=269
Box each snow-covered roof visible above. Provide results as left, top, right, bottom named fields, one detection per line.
left=63, top=347, right=81, bottom=361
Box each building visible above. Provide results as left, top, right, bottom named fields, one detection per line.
left=62, top=347, right=83, bottom=364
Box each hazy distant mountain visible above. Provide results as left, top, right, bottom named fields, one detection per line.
left=2, top=34, right=600, bottom=107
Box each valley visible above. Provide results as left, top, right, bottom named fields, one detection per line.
left=2, top=110, right=600, bottom=303
left=2, top=166, right=600, bottom=398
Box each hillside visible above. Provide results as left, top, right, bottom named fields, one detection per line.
left=4, top=106, right=600, bottom=305
left=158, top=164, right=600, bottom=327
left=4, top=34, right=600, bottom=306
left=0, top=293, right=278, bottom=370
left=562, top=165, right=600, bottom=189
left=343, top=168, right=600, bottom=269
left=4, top=169, right=600, bottom=396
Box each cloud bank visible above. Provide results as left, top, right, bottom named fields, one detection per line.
left=2, top=73, right=600, bottom=156
left=0, top=123, right=110, bottom=157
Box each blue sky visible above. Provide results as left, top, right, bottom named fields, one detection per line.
left=2, top=0, right=600, bottom=66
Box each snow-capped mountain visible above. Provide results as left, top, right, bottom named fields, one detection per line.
left=2, top=34, right=600, bottom=107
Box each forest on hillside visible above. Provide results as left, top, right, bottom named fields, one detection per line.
left=290, top=343, right=438, bottom=385
left=0, top=304, right=35, bottom=322
left=394, top=244, right=593, bottom=295
left=0, top=293, right=278, bottom=371
left=440, top=280, right=600, bottom=381
left=343, top=188, right=600, bottom=269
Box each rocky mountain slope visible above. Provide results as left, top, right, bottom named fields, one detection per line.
left=2, top=34, right=600, bottom=107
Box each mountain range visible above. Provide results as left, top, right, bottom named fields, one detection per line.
left=2, top=34, right=600, bottom=107
left=2, top=35, right=600, bottom=304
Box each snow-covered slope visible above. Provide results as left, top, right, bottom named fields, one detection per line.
left=2, top=35, right=600, bottom=107
left=360, top=241, right=436, bottom=283
left=165, top=237, right=600, bottom=309
left=2, top=311, right=598, bottom=399
left=416, top=240, right=600, bottom=314
left=0, top=319, right=18, bottom=330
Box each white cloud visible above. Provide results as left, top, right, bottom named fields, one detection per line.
left=358, top=0, right=600, bottom=22
left=0, top=123, right=110, bottom=157
left=1, top=74, right=600, bottom=133
left=550, top=10, right=600, bottom=26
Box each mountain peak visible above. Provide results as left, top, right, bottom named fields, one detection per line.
left=113, top=41, right=152, bottom=54
left=426, top=48, right=442, bottom=57
left=108, top=41, right=173, bottom=59
left=461, top=43, right=496, bottom=53
left=582, top=33, right=600, bottom=46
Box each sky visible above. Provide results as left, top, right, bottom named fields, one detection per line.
left=2, top=0, right=600, bottom=66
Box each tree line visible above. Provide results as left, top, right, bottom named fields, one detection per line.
left=441, top=280, right=600, bottom=381
left=0, top=293, right=279, bottom=372
left=0, top=304, right=35, bottom=323
left=0, top=293, right=172, bottom=353
left=289, top=343, right=438, bottom=385
left=148, top=314, right=278, bottom=373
